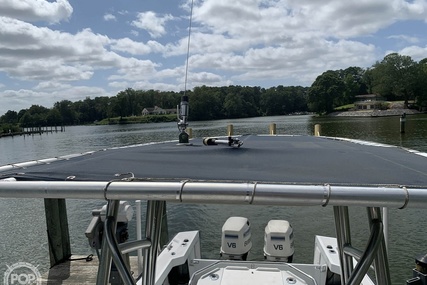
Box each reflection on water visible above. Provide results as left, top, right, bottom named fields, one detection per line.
left=0, top=114, right=426, bottom=283
left=311, top=114, right=427, bottom=151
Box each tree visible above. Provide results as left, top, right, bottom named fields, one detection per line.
left=54, top=100, right=77, bottom=125
left=0, top=110, right=18, bottom=124
left=371, top=53, right=418, bottom=106
left=340, top=67, right=367, bottom=104
left=19, top=112, right=33, bottom=128
left=414, top=58, right=427, bottom=110
left=362, top=68, right=375, bottom=94
left=308, top=70, right=345, bottom=114
left=189, top=86, right=222, bottom=120
left=46, top=109, right=62, bottom=126
left=224, top=92, right=244, bottom=118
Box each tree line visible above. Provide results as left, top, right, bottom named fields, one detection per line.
left=0, top=86, right=309, bottom=131
left=1, top=53, right=426, bottom=133
left=308, top=53, right=427, bottom=114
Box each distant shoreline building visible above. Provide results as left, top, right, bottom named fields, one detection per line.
left=141, top=106, right=177, bottom=116
left=354, top=94, right=385, bottom=110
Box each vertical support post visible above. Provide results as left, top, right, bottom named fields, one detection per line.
left=314, top=124, right=321, bottom=136
left=160, top=203, right=169, bottom=251
left=96, top=200, right=120, bottom=285
left=142, top=200, right=166, bottom=285
left=227, top=124, right=233, bottom=136
left=269, top=123, right=276, bottom=135
left=44, top=198, right=71, bottom=267
left=333, top=206, right=353, bottom=284
left=367, top=207, right=391, bottom=284
left=142, top=201, right=160, bottom=285
left=383, top=207, right=388, bottom=252
left=136, top=200, right=143, bottom=276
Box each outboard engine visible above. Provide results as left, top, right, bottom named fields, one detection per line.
left=263, top=220, right=294, bottom=262
left=220, top=217, right=252, bottom=260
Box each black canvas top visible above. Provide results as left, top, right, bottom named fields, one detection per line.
left=1, top=135, right=427, bottom=187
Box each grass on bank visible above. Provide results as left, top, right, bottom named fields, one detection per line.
left=334, top=104, right=354, bottom=111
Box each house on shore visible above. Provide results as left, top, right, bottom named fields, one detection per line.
left=142, top=106, right=177, bottom=116
left=354, top=94, right=385, bottom=110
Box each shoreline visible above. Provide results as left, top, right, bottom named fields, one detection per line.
left=328, top=108, right=422, bottom=117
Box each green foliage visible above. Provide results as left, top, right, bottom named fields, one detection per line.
left=370, top=53, right=418, bottom=106
left=307, top=54, right=427, bottom=114
left=2, top=52, right=427, bottom=129
left=97, top=115, right=177, bottom=125
left=308, top=70, right=345, bottom=114
left=415, top=58, right=427, bottom=109
left=0, top=123, right=21, bottom=135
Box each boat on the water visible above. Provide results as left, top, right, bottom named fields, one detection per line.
left=1, top=107, right=427, bottom=284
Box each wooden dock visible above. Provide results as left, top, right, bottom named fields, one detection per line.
left=41, top=255, right=139, bottom=284
left=0, top=126, right=64, bottom=138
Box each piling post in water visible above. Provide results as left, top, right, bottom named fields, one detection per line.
left=314, top=124, right=321, bottom=136
left=400, top=113, right=406, bottom=133
left=269, top=123, right=276, bottom=135
left=227, top=124, right=234, bottom=136
left=44, top=198, right=71, bottom=267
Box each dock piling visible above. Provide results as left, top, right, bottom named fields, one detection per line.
left=227, top=124, right=234, bottom=136
left=400, top=113, right=406, bottom=133
left=44, top=198, right=71, bottom=267
left=269, top=123, right=276, bottom=135
left=314, top=124, right=321, bottom=136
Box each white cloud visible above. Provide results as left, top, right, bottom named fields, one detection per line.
left=1, top=0, right=427, bottom=114
left=398, top=45, right=427, bottom=61
left=131, top=11, right=174, bottom=38
left=0, top=0, right=72, bottom=24
left=103, top=13, right=116, bottom=22
left=0, top=17, right=163, bottom=85
left=110, top=38, right=165, bottom=55
left=34, top=81, right=71, bottom=91
left=388, top=34, right=420, bottom=44
left=133, top=81, right=181, bottom=92
left=108, top=57, right=159, bottom=81
left=0, top=85, right=113, bottom=115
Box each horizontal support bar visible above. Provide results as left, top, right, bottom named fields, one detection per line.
left=119, top=239, right=152, bottom=254
left=0, top=180, right=426, bottom=209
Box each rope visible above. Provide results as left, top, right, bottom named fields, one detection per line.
left=68, top=254, right=94, bottom=262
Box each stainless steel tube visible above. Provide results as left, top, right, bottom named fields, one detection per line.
left=347, top=219, right=383, bottom=285
left=96, top=200, right=119, bottom=285
left=0, top=181, right=426, bottom=208
left=333, top=206, right=353, bottom=284
left=105, top=217, right=134, bottom=284
left=142, top=201, right=157, bottom=285
left=368, top=207, right=391, bottom=284
left=119, top=239, right=151, bottom=254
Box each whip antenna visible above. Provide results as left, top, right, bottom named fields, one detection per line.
left=177, top=0, right=194, bottom=144
left=184, top=0, right=194, bottom=95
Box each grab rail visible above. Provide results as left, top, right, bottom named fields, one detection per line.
left=1, top=180, right=426, bottom=208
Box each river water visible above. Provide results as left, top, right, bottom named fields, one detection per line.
left=0, top=114, right=426, bottom=284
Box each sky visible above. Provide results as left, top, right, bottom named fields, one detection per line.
left=0, top=0, right=427, bottom=116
